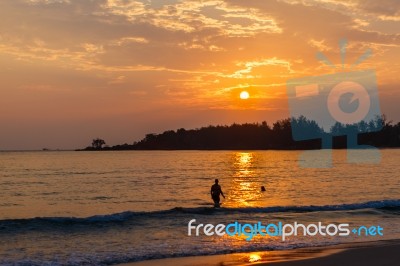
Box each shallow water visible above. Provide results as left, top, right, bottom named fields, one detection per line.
left=0, top=150, right=399, bottom=265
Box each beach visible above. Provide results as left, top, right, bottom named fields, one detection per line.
left=123, top=240, right=400, bottom=266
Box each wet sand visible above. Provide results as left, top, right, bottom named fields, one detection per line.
left=120, top=240, right=400, bottom=266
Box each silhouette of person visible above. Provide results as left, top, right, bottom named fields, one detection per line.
left=211, top=179, right=225, bottom=207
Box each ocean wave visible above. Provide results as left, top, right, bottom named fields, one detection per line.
left=0, top=199, right=399, bottom=229
left=0, top=241, right=340, bottom=266
left=170, top=199, right=400, bottom=215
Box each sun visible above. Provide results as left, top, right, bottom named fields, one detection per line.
left=240, top=91, right=250, bottom=100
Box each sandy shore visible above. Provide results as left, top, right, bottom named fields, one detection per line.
left=120, top=240, right=400, bottom=266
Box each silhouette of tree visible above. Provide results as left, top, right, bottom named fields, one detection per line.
left=92, top=138, right=106, bottom=149
left=79, top=115, right=399, bottom=151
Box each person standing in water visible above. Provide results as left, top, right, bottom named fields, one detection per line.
left=211, top=179, right=225, bottom=207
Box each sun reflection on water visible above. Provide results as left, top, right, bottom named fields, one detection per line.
left=248, top=253, right=262, bottom=262
left=224, top=152, right=265, bottom=208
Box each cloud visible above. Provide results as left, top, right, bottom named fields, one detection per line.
left=26, top=0, right=71, bottom=4
left=308, top=39, right=332, bottom=51
left=355, top=0, right=400, bottom=19
left=223, top=58, right=293, bottom=79
left=102, top=0, right=282, bottom=36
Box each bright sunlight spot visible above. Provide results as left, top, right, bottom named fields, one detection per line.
left=239, top=91, right=250, bottom=100
left=248, top=253, right=262, bottom=262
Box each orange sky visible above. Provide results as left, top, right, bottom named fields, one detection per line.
left=0, top=0, right=399, bottom=150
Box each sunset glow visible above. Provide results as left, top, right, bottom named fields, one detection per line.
left=0, top=0, right=399, bottom=150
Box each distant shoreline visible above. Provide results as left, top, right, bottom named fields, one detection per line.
left=80, top=117, right=400, bottom=151
left=1, top=147, right=400, bottom=152
left=77, top=147, right=400, bottom=151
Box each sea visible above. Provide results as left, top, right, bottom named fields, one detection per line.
left=0, top=150, right=399, bottom=265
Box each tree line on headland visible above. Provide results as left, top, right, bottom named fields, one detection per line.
left=81, top=115, right=400, bottom=151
